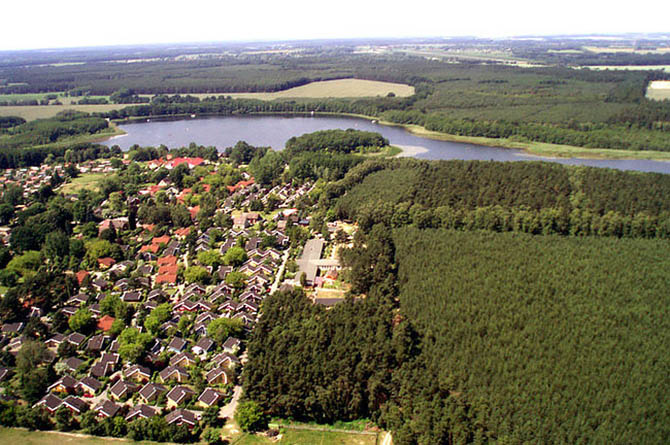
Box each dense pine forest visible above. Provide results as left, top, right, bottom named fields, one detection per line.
left=389, top=228, right=670, bottom=444
left=331, top=158, right=670, bottom=238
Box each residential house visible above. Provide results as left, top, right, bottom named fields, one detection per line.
left=124, top=364, right=151, bottom=383
left=138, top=382, right=167, bottom=404
left=47, top=375, right=78, bottom=394
left=165, top=408, right=199, bottom=428
left=158, top=365, right=189, bottom=384
left=197, top=388, right=224, bottom=408
left=125, top=404, right=157, bottom=422
left=192, top=337, right=214, bottom=356
left=166, top=385, right=196, bottom=409
left=168, top=337, right=187, bottom=353
left=169, top=352, right=197, bottom=368
left=223, top=337, right=241, bottom=355
left=61, top=396, right=89, bottom=414
left=109, top=380, right=139, bottom=401
left=34, top=393, right=63, bottom=413
left=205, top=367, right=229, bottom=385
left=76, top=376, right=102, bottom=397
left=94, top=400, right=121, bottom=418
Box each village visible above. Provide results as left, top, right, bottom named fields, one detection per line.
left=0, top=149, right=351, bottom=441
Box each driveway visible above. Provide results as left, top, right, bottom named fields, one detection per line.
left=220, top=385, right=242, bottom=419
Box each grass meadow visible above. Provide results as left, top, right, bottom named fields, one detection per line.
left=60, top=173, right=108, bottom=194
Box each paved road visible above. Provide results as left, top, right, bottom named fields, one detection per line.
left=220, top=385, right=242, bottom=419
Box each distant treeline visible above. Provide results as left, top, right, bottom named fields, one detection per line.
left=328, top=158, right=670, bottom=239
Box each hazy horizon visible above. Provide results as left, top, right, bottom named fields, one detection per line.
left=2, top=0, right=670, bottom=51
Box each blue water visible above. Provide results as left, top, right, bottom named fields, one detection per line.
left=102, top=115, right=670, bottom=174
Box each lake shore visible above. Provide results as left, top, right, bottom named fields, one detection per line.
left=110, top=110, right=670, bottom=162
left=394, top=144, right=429, bottom=157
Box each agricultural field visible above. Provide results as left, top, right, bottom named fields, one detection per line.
left=0, top=104, right=125, bottom=121
left=187, top=79, right=415, bottom=100
left=646, top=80, right=670, bottom=100
left=583, top=46, right=670, bottom=54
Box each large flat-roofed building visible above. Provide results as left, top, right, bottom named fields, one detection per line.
left=296, top=238, right=331, bottom=286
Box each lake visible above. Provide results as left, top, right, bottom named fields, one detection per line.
left=102, top=115, right=670, bottom=174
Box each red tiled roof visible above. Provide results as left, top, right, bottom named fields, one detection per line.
left=158, top=265, right=178, bottom=275
left=175, top=227, right=191, bottom=237
left=97, top=315, right=115, bottom=332
left=140, top=244, right=159, bottom=253
left=156, top=274, right=177, bottom=284
left=97, top=257, right=116, bottom=268
left=158, top=256, right=178, bottom=267
left=76, top=270, right=89, bottom=285
left=152, top=235, right=171, bottom=245
left=188, top=206, right=200, bottom=219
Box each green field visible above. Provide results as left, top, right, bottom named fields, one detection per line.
left=59, top=172, right=108, bottom=194
left=279, top=429, right=377, bottom=445
left=233, top=430, right=377, bottom=445
left=0, top=426, right=378, bottom=445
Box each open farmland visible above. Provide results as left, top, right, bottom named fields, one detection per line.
left=187, top=79, right=415, bottom=100
left=646, top=80, right=670, bottom=100
left=0, top=104, right=127, bottom=121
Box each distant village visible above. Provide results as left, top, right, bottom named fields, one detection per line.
left=0, top=150, right=350, bottom=440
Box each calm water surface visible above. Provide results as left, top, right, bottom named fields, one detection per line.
left=102, top=115, right=670, bottom=174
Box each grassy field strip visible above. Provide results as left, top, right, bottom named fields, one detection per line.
left=583, top=65, right=670, bottom=72
left=0, top=427, right=171, bottom=445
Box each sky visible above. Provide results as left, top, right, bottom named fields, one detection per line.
left=2, top=0, right=670, bottom=51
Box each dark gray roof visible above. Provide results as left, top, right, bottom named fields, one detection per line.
left=125, top=404, right=157, bottom=421
left=94, top=399, right=121, bottom=417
